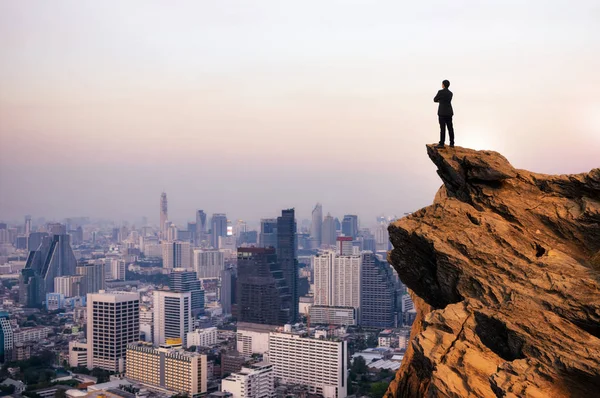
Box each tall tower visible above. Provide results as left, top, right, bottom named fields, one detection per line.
left=277, top=209, right=298, bottom=322
left=153, top=290, right=193, bottom=346
left=87, top=291, right=140, bottom=372
left=169, top=269, right=204, bottom=315
left=195, top=210, right=207, bottom=246
left=310, top=203, right=323, bottom=249
left=342, top=215, right=358, bottom=239
left=210, top=214, right=227, bottom=249
left=322, top=213, right=336, bottom=246
left=24, top=215, right=31, bottom=236
left=160, top=192, right=168, bottom=240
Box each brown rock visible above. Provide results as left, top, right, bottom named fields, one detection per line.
left=386, top=145, right=600, bottom=398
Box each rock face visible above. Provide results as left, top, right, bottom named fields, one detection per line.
left=386, top=145, right=600, bottom=398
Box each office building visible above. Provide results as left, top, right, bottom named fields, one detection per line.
left=162, top=241, right=192, bottom=269
left=0, top=312, right=14, bottom=363
left=108, top=259, right=127, bottom=280
left=341, top=215, right=358, bottom=239
left=313, top=251, right=362, bottom=316
left=69, top=341, right=88, bottom=368
left=220, top=267, right=235, bottom=316
left=54, top=275, right=83, bottom=297
left=46, top=293, right=65, bottom=310
left=277, top=209, right=298, bottom=322
left=310, top=203, right=323, bottom=249
left=27, top=232, right=48, bottom=252
left=221, top=362, right=275, bottom=398
left=126, top=342, right=207, bottom=396
left=309, top=306, right=357, bottom=326
left=360, top=253, right=397, bottom=328
left=77, top=262, right=105, bottom=295
left=259, top=219, right=277, bottom=249
left=193, top=250, right=225, bottom=279
left=160, top=192, right=168, bottom=240
left=19, top=233, right=77, bottom=306
left=336, top=237, right=353, bottom=256
left=211, top=214, right=228, bottom=249
left=186, top=327, right=217, bottom=348
left=236, top=323, right=277, bottom=356
left=153, top=290, right=193, bottom=347
left=87, top=291, right=140, bottom=372
left=13, top=326, right=51, bottom=344
left=196, top=210, right=208, bottom=246
left=322, top=214, right=336, bottom=247
left=236, top=248, right=290, bottom=326
left=169, top=269, right=204, bottom=315
left=267, top=331, right=347, bottom=398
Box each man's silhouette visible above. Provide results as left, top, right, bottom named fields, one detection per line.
left=434, top=80, right=454, bottom=148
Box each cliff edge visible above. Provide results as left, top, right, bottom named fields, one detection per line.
left=386, top=145, right=600, bottom=398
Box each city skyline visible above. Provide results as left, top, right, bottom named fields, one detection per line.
left=1, top=1, right=599, bottom=223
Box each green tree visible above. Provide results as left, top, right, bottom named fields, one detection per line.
left=351, top=356, right=368, bottom=375
left=369, top=381, right=389, bottom=398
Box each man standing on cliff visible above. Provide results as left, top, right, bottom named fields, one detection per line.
left=434, top=80, right=454, bottom=148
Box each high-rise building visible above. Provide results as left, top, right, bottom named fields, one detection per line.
left=341, top=215, right=358, bottom=239
left=169, top=269, right=204, bottom=315
left=259, top=219, right=278, bottom=249
left=162, top=241, right=192, bottom=269
left=127, top=342, right=207, bottom=396
left=277, top=209, right=298, bottom=322
left=109, top=259, right=127, bottom=281
left=375, top=223, right=390, bottom=252
left=196, top=210, right=207, bottom=246
left=87, top=291, right=140, bottom=372
left=211, top=214, right=228, bottom=249
left=322, top=213, right=336, bottom=247
left=336, top=236, right=353, bottom=256
left=76, top=262, right=105, bottom=295
left=310, top=203, right=323, bottom=249
left=193, top=250, right=224, bottom=278
left=220, top=267, right=235, bottom=316
left=267, top=331, right=348, bottom=398
left=19, top=234, right=77, bottom=306
left=153, top=290, right=193, bottom=347
left=236, top=248, right=291, bottom=325
left=236, top=323, right=277, bottom=356
left=27, top=232, right=48, bottom=252
left=221, top=362, right=275, bottom=398
left=24, top=216, right=31, bottom=236
left=0, top=312, right=14, bottom=363
left=313, top=250, right=362, bottom=318
left=360, top=253, right=397, bottom=328
left=160, top=192, right=168, bottom=240
left=54, top=275, right=84, bottom=297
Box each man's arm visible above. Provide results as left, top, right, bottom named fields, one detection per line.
left=434, top=90, right=442, bottom=102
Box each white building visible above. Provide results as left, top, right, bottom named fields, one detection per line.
left=0, top=314, right=13, bottom=358
left=12, top=326, right=52, bottom=344
left=109, top=259, right=126, bottom=281
left=313, top=251, right=362, bottom=320
left=267, top=331, right=348, bottom=398
left=193, top=250, right=224, bottom=278
left=186, top=327, right=218, bottom=348
left=87, top=291, right=140, bottom=372
left=221, top=361, right=274, bottom=398
left=236, top=323, right=277, bottom=356
left=68, top=341, right=88, bottom=367
left=153, top=290, right=192, bottom=346
left=309, top=306, right=356, bottom=326
left=162, top=241, right=192, bottom=269
left=54, top=275, right=83, bottom=297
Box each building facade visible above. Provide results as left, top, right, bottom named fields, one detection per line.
left=186, top=327, right=217, bottom=348
left=193, top=250, right=225, bottom=279
left=153, top=290, right=193, bottom=347
left=360, top=253, right=397, bottom=328
left=276, top=209, right=298, bottom=323
left=87, top=291, right=140, bottom=372
left=162, top=241, right=192, bottom=269
left=221, top=362, right=274, bottom=398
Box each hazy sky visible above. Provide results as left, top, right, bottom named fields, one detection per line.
left=1, top=1, right=599, bottom=226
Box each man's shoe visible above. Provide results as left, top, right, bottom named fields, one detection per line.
left=450, top=143, right=455, bottom=147
left=435, top=144, right=445, bottom=148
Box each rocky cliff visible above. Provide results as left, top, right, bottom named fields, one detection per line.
left=385, top=145, right=600, bottom=398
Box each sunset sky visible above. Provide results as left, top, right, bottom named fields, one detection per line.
left=1, top=1, right=599, bottom=225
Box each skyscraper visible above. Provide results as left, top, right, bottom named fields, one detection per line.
left=76, top=262, right=106, bottom=295
left=277, top=209, right=298, bottom=322
left=211, top=213, right=227, bottom=249
left=259, top=219, right=278, bottom=248
left=310, top=203, right=323, bottom=249
left=27, top=232, right=48, bottom=252
left=322, top=213, right=336, bottom=246
left=195, top=210, right=207, bottom=246
left=236, top=248, right=291, bottom=325
left=220, top=267, right=235, bottom=316
left=162, top=241, right=192, bottom=269
left=313, top=250, right=362, bottom=312
left=19, top=233, right=77, bottom=306
left=0, top=312, right=14, bottom=363
left=24, top=216, right=31, bottom=236
left=193, top=250, right=224, bottom=278
left=160, top=192, right=168, bottom=240
left=169, top=269, right=204, bottom=315
left=87, top=291, right=140, bottom=372
left=342, top=215, right=358, bottom=239
left=360, top=253, right=397, bottom=328
left=153, top=290, right=193, bottom=346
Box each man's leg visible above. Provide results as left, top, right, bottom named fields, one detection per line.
left=439, top=116, right=446, bottom=145
left=447, top=117, right=455, bottom=146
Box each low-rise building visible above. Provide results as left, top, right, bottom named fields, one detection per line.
left=187, top=327, right=218, bottom=348
left=69, top=341, right=88, bottom=368
left=13, top=326, right=52, bottom=344
left=221, top=361, right=274, bottom=398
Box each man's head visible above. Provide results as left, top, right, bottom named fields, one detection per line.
left=442, top=80, right=450, bottom=89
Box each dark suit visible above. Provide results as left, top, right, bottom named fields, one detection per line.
left=434, top=88, right=454, bottom=145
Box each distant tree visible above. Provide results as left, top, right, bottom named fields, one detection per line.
left=90, top=368, right=111, bottom=383
left=368, top=381, right=389, bottom=398
left=54, top=389, right=66, bottom=398
left=366, top=334, right=379, bottom=348
left=351, top=356, right=368, bottom=375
